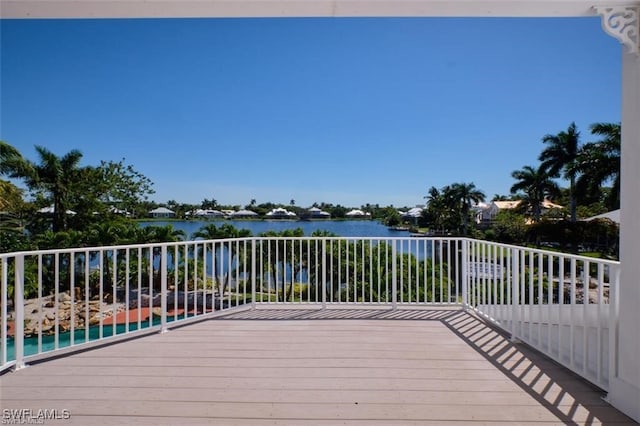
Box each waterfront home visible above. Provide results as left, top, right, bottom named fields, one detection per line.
left=230, top=209, right=259, bottom=218
left=37, top=205, right=76, bottom=215
left=108, top=206, right=130, bottom=216
left=345, top=209, right=371, bottom=218
left=475, top=199, right=564, bottom=225
left=401, top=206, right=424, bottom=220
left=148, top=207, right=175, bottom=218
left=265, top=207, right=297, bottom=219
left=187, top=208, right=225, bottom=218
left=304, top=206, right=331, bottom=219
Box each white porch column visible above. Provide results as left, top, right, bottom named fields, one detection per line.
left=596, top=5, right=640, bottom=422
left=612, top=48, right=640, bottom=423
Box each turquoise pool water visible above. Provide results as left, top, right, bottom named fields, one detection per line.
left=2, top=315, right=187, bottom=361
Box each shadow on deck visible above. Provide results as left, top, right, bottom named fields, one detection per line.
left=0, top=307, right=636, bottom=425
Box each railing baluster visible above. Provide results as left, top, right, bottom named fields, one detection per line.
left=112, top=249, right=117, bottom=338
left=251, top=240, right=256, bottom=309
left=461, top=239, right=468, bottom=309
left=125, top=249, right=131, bottom=333
left=547, top=253, right=553, bottom=357
left=511, top=247, right=520, bottom=341
left=392, top=240, right=397, bottom=311
left=54, top=253, right=60, bottom=350
left=537, top=252, right=543, bottom=348
left=528, top=251, right=534, bottom=344
left=1, top=257, right=6, bottom=365
left=597, top=262, right=604, bottom=385
left=321, top=239, right=327, bottom=309
left=161, top=246, right=168, bottom=333
left=558, top=255, right=564, bottom=363
left=582, top=259, right=589, bottom=378
left=570, top=257, right=576, bottom=370
left=38, top=254, right=44, bottom=354
left=609, top=265, right=620, bottom=384
left=14, top=255, right=25, bottom=369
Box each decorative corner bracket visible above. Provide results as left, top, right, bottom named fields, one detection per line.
left=593, top=5, right=639, bottom=55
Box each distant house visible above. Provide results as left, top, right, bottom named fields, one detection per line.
left=188, top=209, right=224, bottom=218
left=584, top=209, right=620, bottom=224
left=230, top=209, right=259, bottom=219
left=476, top=200, right=564, bottom=225
left=265, top=207, right=297, bottom=219
left=345, top=209, right=371, bottom=219
left=149, top=207, right=175, bottom=218
left=109, top=206, right=130, bottom=216
left=37, top=205, right=76, bottom=215
left=476, top=201, right=521, bottom=224
left=401, top=206, right=424, bottom=220
left=305, top=207, right=331, bottom=219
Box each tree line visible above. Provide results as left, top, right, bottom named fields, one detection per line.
left=1, top=120, right=620, bottom=255
left=0, top=141, right=402, bottom=252
left=415, top=122, right=620, bottom=255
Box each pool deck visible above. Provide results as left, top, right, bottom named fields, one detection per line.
left=0, top=307, right=636, bottom=425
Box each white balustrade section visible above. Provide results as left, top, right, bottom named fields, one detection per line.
left=465, top=239, right=620, bottom=391
left=0, top=237, right=619, bottom=394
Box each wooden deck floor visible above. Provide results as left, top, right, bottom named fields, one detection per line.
left=0, top=307, right=636, bottom=425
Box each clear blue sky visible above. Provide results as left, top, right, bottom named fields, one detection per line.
left=1, top=17, right=621, bottom=208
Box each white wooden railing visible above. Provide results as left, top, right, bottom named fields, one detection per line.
left=0, top=237, right=619, bottom=392
left=465, top=239, right=620, bottom=391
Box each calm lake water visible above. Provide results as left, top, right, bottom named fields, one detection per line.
left=139, top=219, right=410, bottom=238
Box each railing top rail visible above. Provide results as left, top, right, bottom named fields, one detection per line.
left=0, top=236, right=619, bottom=266
left=0, top=236, right=468, bottom=258
left=467, top=239, right=620, bottom=266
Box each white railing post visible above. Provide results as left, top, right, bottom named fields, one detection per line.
left=1, top=257, right=7, bottom=368
left=392, top=240, right=398, bottom=311
left=511, top=247, right=520, bottom=342
left=461, top=239, right=468, bottom=310
left=321, top=239, right=327, bottom=309
left=160, top=246, right=168, bottom=333
left=14, top=255, right=25, bottom=369
left=251, top=239, right=256, bottom=309
left=608, top=264, right=621, bottom=395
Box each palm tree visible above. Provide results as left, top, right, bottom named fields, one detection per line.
left=424, top=186, right=452, bottom=231
left=146, top=224, right=186, bottom=243
left=5, top=145, right=84, bottom=232
left=1, top=142, right=27, bottom=232
left=192, top=224, right=252, bottom=296
left=574, top=122, right=621, bottom=210
left=510, top=165, right=560, bottom=222
left=539, top=122, right=580, bottom=222
left=449, top=182, right=485, bottom=235
left=0, top=180, right=23, bottom=212
left=0, top=141, right=24, bottom=176
left=258, top=228, right=305, bottom=301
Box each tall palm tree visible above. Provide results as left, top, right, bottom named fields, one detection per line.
left=449, top=182, right=485, bottom=235
left=0, top=180, right=22, bottom=214
left=510, top=165, right=560, bottom=222
left=539, top=122, right=580, bottom=222
left=575, top=122, right=621, bottom=210
left=423, top=186, right=447, bottom=232
left=5, top=145, right=84, bottom=232
left=192, top=224, right=252, bottom=296
left=146, top=224, right=186, bottom=243
left=0, top=141, right=24, bottom=176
